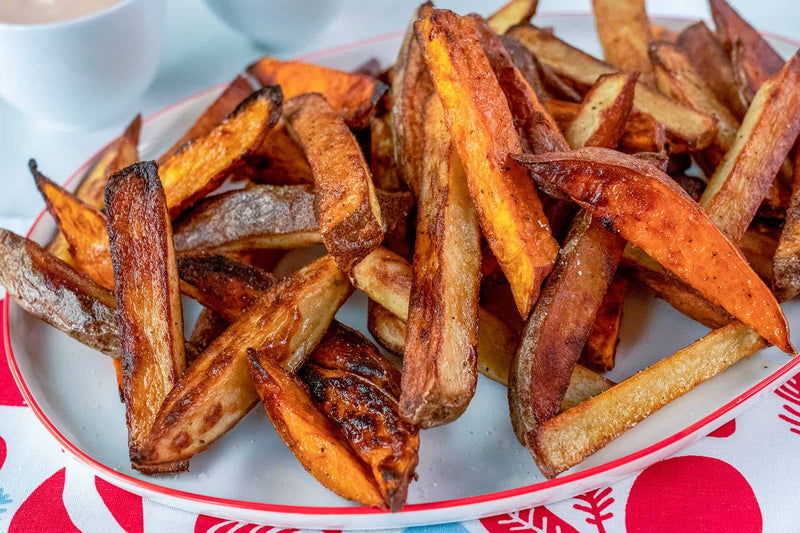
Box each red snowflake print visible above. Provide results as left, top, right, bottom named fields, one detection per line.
left=194, top=514, right=297, bottom=533
left=480, top=506, right=580, bottom=533
left=95, top=477, right=143, bottom=533
left=573, top=487, right=614, bottom=533
left=775, top=372, right=800, bottom=435
left=8, top=468, right=80, bottom=533
left=625, top=456, right=761, bottom=533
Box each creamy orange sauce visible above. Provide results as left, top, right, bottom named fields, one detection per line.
left=0, top=0, right=121, bottom=25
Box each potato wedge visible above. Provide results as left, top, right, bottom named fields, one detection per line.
left=566, top=72, right=638, bottom=149
left=186, top=307, right=228, bottom=365
left=650, top=24, right=677, bottom=44
left=243, top=119, right=314, bottom=186
left=401, top=95, right=480, bottom=427
left=160, top=86, right=282, bottom=218
left=300, top=323, right=419, bottom=511
left=773, top=150, right=800, bottom=301
left=367, top=300, right=407, bottom=356
left=513, top=148, right=792, bottom=352
left=739, top=223, right=779, bottom=284
left=487, top=0, right=538, bottom=35
left=534, top=322, right=766, bottom=478
left=591, top=0, right=654, bottom=85
left=506, top=25, right=718, bottom=150
left=709, top=0, right=783, bottom=101
left=500, top=34, right=582, bottom=103
left=580, top=273, right=627, bottom=372
left=284, top=93, right=385, bottom=273
left=104, top=161, right=187, bottom=474
left=248, top=354, right=385, bottom=509
left=172, top=184, right=320, bottom=254
left=417, top=10, right=558, bottom=316
left=0, top=229, right=119, bottom=357
left=159, top=76, right=254, bottom=163
left=247, top=57, right=387, bottom=129
left=391, top=2, right=434, bottom=198
left=699, top=51, right=800, bottom=242
left=370, top=113, right=404, bottom=192
left=136, top=254, right=352, bottom=466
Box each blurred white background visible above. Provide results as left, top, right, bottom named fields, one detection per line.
left=0, top=0, right=797, bottom=232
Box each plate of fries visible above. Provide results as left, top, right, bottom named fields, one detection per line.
left=4, top=0, right=800, bottom=528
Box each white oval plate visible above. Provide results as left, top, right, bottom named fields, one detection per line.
left=6, top=14, right=800, bottom=530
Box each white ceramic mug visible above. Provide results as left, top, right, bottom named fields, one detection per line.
left=0, top=0, right=164, bottom=129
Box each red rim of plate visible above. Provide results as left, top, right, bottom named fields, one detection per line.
left=5, top=12, right=800, bottom=519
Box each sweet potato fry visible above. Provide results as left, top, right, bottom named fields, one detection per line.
left=367, top=300, right=407, bottom=356
left=300, top=323, right=419, bottom=511
left=243, top=120, right=314, bottom=186
left=401, top=96, right=481, bottom=427
left=566, top=72, right=638, bottom=149
left=160, top=86, right=282, bottom=218
left=591, top=0, right=654, bottom=85
left=391, top=2, right=434, bottom=197
left=513, top=148, right=792, bottom=352
left=487, top=0, right=538, bottom=35
left=417, top=10, right=558, bottom=316
left=709, top=0, right=784, bottom=101
left=136, top=255, right=352, bottom=466
left=773, top=150, right=800, bottom=301
left=104, top=161, right=187, bottom=474
left=186, top=307, right=228, bottom=365
left=699, top=51, right=800, bottom=242
left=158, top=76, right=254, bottom=163
left=248, top=354, right=385, bottom=509
left=580, top=273, right=627, bottom=372
left=172, top=184, right=321, bottom=254
left=506, top=25, right=718, bottom=150
left=247, top=57, right=387, bottom=129
left=534, top=322, right=766, bottom=478
left=284, top=93, right=384, bottom=273
left=0, top=229, right=119, bottom=357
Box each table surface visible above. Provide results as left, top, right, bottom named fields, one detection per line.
left=1, top=0, right=799, bottom=531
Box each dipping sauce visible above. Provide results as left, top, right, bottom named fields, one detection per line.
left=0, top=0, right=121, bottom=25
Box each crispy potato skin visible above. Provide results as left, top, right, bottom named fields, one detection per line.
left=391, top=2, right=434, bottom=198
left=0, top=229, right=119, bottom=357
left=244, top=119, right=314, bottom=186
left=248, top=354, right=385, bottom=509
left=580, top=273, right=627, bottom=372
left=700, top=51, right=800, bottom=242
left=487, top=0, right=538, bottom=34
left=367, top=300, right=408, bottom=356
left=136, top=255, right=352, bottom=466
left=507, top=25, right=718, bottom=150
left=566, top=72, right=638, bottom=149
left=417, top=10, right=558, bottom=316
left=401, top=96, right=480, bottom=428
left=370, top=113, right=405, bottom=192
left=773, top=151, right=800, bottom=301
left=301, top=323, right=419, bottom=511
left=159, top=76, right=254, bottom=164
left=160, top=86, right=282, bottom=218
left=514, top=148, right=792, bottom=352
left=186, top=307, right=228, bottom=365
left=105, top=161, right=187, bottom=474
left=284, top=93, right=385, bottom=273
left=247, top=57, right=387, bottom=129
left=172, top=184, right=321, bottom=254
left=591, top=0, right=654, bottom=85
left=534, top=322, right=766, bottom=478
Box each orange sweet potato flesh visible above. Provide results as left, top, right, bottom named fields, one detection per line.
left=300, top=323, right=420, bottom=511
left=401, top=95, right=481, bottom=428
left=247, top=57, right=387, bottom=129
left=104, top=161, right=187, bottom=474
left=513, top=148, right=793, bottom=352
left=136, top=255, right=352, bottom=466
left=248, top=354, right=385, bottom=509
left=160, top=86, right=282, bottom=218
left=416, top=9, right=558, bottom=316
left=487, top=0, right=538, bottom=35
left=284, top=93, right=384, bottom=273
left=580, top=273, right=627, bottom=372
left=592, top=0, right=654, bottom=86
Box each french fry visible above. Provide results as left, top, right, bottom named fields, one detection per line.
left=506, top=25, right=718, bottom=151
left=299, top=323, right=419, bottom=511
left=591, top=0, right=654, bottom=86
left=248, top=354, right=385, bottom=508
left=243, top=119, right=314, bottom=186
left=773, top=150, right=800, bottom=301
left=699, top=51, right=800, bottom=242
left=172, top=184, right=321, bottom=254
left=104, top=161, right=187, bottom=474
left=284, top=93, right=385, bottom=273
left=400, top=95, right=481, bottom=427
left=739, top=223, right=779, bottom=284
left=498, top=34, right=549, bottom=102
left=136, top=255, right=352, bottom=466
left=391, top=2, right=434, bottom=197
left=186, top=307, right=228, bottom=365
left=650, top=24, right=678, bottom=44
left=0, top=229, right=119, bottom=357
left=247, top=57, right=388, bottom=129
left=580, top=273, right=627, bottom=372
left=709, top=0, right=784, bottom=101
left=370, top=113, right=405, bottom=192
left=487, top=0, right=538, bottom=35
left=534, top=322, right=766, bottom=478
left=513, top=148, right=793, bottom=352
left=158, top=76, right=254, bottom=163
left=367, top=300, right=407, bottom=356
left=417, top=9, right=558, bottom=316
left=566, top=72, right=638, bottom=149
